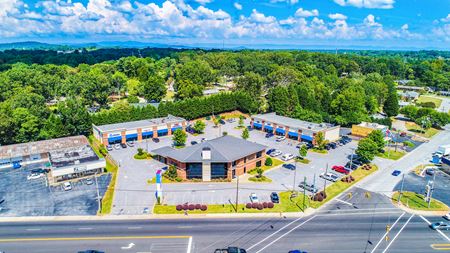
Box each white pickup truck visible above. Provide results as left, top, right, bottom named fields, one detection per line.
left=434, top=144, right=450, bottom=158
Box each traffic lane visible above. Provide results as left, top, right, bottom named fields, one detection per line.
left=0, top=236, right=191, bottom=253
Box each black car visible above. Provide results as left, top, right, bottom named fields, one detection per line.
left=266, top=148, right=275, bottom=155
left=152, top=137, right=160, bottom=143
left=329, top=142, right=337, bottom=149
left=305, top=142, right=314, bottom=149
left=214, top=247, right=247, bottom=253
left=282, top=164, right=296, bottom=170
left=191, top=141, right=198, bottom=145
left=345, top=162, right=358, bottom=170
left=120, top=143, right=127, bottom=148
left=219, top=119, right=226, bottom=125
left=78, top=250, right=105, bottom=253
left=270, top=192, right=280, bottom=203
left=342, top=135, right=352, bottom=141
left=265, top=132, right=274, bottom=138
left=352, top=159, right=364, bottom=166
left=325, top=144, right=332, bottom=150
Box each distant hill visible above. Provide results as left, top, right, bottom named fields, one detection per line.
left=0, top=41, right=77, bottom=51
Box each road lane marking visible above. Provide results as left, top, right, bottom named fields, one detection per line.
left=420, top=215, right=450, bottom=242
left=187, top=236, right=193, bottom=253
left=0, top=235, right=191, bottom=242
left=317, top=211, right=402, bottom=217
left=381, top=214, right=414, bottom=253
left=127, top=226, right=142, bottom=230
left=335, top=198, right=353, bottom=206
left=370, top=212, right=406, bottom=253
left=431, top=244, right=450, bottom=250
left=246, top=216, right=304, bottom=251
left=78, top=227, right=93, bottom=230
left=254, top=215, right=317, bottom=253
left=25, top=229, right=41, bottom=231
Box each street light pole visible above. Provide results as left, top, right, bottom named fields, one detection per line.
left=397, top=173, right=405, bottom=204
left=94, top=172, right=101, bottom=213
left=235, top=174, right=239, bottom=213
left=293, top=161, right=297, bottom=193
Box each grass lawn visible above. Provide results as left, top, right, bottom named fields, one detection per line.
left=392, top=191, right=449, bottom=211
left=296, top=157, right=311, bottom=164
left=219, top=111, right=249, bottom=119
left=98, top=158, right=118, bottom=215
left=248, top=175, right=272, bottom=183
left=248, top=158, right=284, bottom=175
left=405, top=122, right=440, bottom=138
left=133, top=152, right=152, bottom=160
left=417, top=96, right=442, bottom=108
left=311, top=148, right=328, bottom=154
left=149, top=176, right=178, bottom=184
left=377, top=148, right=406, bottom=160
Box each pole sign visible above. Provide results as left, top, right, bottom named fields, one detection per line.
left=156, top=169, right=163, bottom=201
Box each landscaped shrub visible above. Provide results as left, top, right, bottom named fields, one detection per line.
left=403, top=141, right=415, bottom=148
left=251, top=203, right=258, bottom=209
left=265, top=157, right=273, bottom=166
left=268, top=202, right=274, bottom=208
left=313, top=191, right=327, bottom=202
left=257, top=204, right=263, bottom=210
left=188, top=204, right=195, bottom=210
left=195, top=204, right=201, bottom=210
left=201, top=205, right=207, bottom=211
left=246, top=203, right=252, bottom=209
left=176, top=205, right=182, bottom=211
left=183, top=204, right=189, bottom=210
left=263, top=202, right=268, bottom=208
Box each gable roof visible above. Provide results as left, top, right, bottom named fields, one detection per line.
left=151, top=135, right=266, bottom=163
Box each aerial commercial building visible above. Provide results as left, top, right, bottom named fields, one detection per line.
left=152, top=135, right=266, bottom=181
left=0, top=136, right=106, bottom=183
left=351, top=122, right=388, bottom=137
left=250, top=112, right=340, bottom=142
left=92, top=115, right=186, bottom=145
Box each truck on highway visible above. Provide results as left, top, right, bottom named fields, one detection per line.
left=214, top=247, right=247, bottom=253
left=434, top=145, right=450, bottom=158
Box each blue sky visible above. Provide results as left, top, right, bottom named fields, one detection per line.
left=1, top=0, right=449, bottom=49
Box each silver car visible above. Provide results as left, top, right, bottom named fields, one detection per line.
left=298, top=182, right=318, bottom=193
left=320, top=172, right=339, bottom=182
left=270, top=149, right=282, bottom=157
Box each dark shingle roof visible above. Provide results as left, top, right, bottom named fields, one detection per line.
left=151, top=135, right=266, bottom=163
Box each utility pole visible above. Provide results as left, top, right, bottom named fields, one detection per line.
left=302, top=176, right=307, bottom=211
left=349, top=148, right=355, bottom=170
left=397, top=173, right=405, bottom=204
left=235, top=175, right=239, bottom=212
left=428, top=172, right=436, bottom=208
left=94, top=172, right=101, bottom=213
left=323, top=163, right=328, bottom=193
left=293, top=161, right=297, bottom=193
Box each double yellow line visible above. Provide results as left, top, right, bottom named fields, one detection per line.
left=0, top=235, right=190, bottom=242
left=431, top=244, right=450, bottom=250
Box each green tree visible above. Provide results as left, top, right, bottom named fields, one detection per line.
left=314, top=132, right=327, bottom=150
left=142, top=75, right=166, bottom=102
left=256, top=167, right=263, bottom=178
left=57, top=99, right=92, bottom=136
left=39, top=113, right=68, bottom=139
left=172, top=129, right=187, bottom=146
left=415, top=116, right=432, bottom=132
left=383, top=77, right=399, bottom=116
left=299, top=145, right=308, bottom=158
left=193, top=120, right=206, bottom=133
left=235, top=72, right=264, bottom=98
left=175, top=79, right=203, bottom=100
left=238, top=115, right=245, bottom=127
left=367, top=130, right=385, bottom=152
left=242, top=127, right=249, bottom=140
left=356, top=138, right=378, bottom=163
left=127, top=95, right=139, bottom=103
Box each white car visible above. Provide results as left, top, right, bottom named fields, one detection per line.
left=281, top=153, right=294, bottom=161
left=249, top=193, right=259, bottom=203
left=320, top=172, right=339, bottom=182
left=276, top=136, right=286, bottom=142
left=270, top=149, right=282, bottom=157
left=63, top=182, right=72, bottom=191
left=27, top=173, right=43, bottom=180
left=114, top=144, right=121, bottom=150
left=444, top=213, right=450, bottom=221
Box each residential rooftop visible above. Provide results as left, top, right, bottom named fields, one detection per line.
left=252, top=112, right=335, bottom=132
left=49, top=144, right=100, bottom=168
left=357, top=122, right=388, bottom=130
left=93, top=115, right=186, bottom=132
left=0, top=136, right=89, bottom=160
left=151, top=135, right=266, bottom=163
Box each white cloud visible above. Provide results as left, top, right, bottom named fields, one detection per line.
left=233, top=2, right=242, bottom=10
left=333, top=0, right=395, bottom=9
left=194, top=0, right=213, bottom=5
left=441, top=14, right=450, bottom=23
left=270, top=0, right=299, bottom=4
left=249, top=9, right=276, bottom=24
left=295, top=8, right=319, bottom=18
left=401, top=24, right=408, bottom=30
left=328, top=13, right=347, bottom=20
left=364, top=14, right=381, bottom=27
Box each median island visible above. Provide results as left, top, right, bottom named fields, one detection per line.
left=392, top=191, right=449, bottom=212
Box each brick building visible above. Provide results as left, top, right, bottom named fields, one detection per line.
left=152, top=135, right=267, bottom=181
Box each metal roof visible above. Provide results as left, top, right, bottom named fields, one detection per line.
left=0, top=136, right=89, bottom=160
left=151, top=135, right=266, bottom=163
left=252, top=113, right=335, bottom=133
left=94, top=115, right=186, bottom=133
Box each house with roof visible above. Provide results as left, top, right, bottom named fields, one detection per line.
left=151, top=135, right=267, bottom=181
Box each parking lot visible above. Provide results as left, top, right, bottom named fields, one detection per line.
left=0, top=165, right=110, bottom=216
left=108, top=117, right=361, bottom=211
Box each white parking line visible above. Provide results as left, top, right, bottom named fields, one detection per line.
left=335, top=198, right=353, bottom=206
left=78, top=227, right=93, bottom=230
left=419, top=215, right=450, bottom=242
left=370, top=212, right=406, bottom=253
left=381, top=214, right=414, bottom=253
left=25, top=228, right=41, bottom=231
left=254, top=215, right=317, bottom=253
left=187, top=236, right=193, bottom=253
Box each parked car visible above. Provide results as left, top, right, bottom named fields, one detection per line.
left=152, top=137, right=160, bottom=143
left=392, top=170, right=401, bottom=176
left=320, top=172, right=339, bottom=182
left=289, top=250, right=308, bottom=253
left=430, top=221, right=450, bottom=230
left=281, top=153, right=294, bottom=161
left=219, top=119, right=226, bottom=125
left=276, top=136, right=286, bottom=142
left=106, top=145, right=113, bottom=151
left=329, top=142, right=337, bottom=149
left=324, top=144, right=332, bottom=150
left=298, top=182, right=318, bottom=193
left=85, top=178, right=94, bottom=185
left=201, top=138, right=208, bottom=142
left=332, top=165, right=350, bottom=175
left=191, top=141, right=198, bottom=145
left=345, top=162, right=358, bottom=170
left=269, top=149, right=282, bottom=157
left=31, top=168, right=47, bottom=174
left=443, top=212, right=450, bottom=221
left=352, top=159, right=364, bottom=166
left=114, top=144, right=121, bottom=150
left=426, top=168, right=435, bottom=176
left=266, top=148, right=275, bottom=155
left=63, top=182, right=72, bottom=191
left=249, top=193, right=259, bottom=203
left=120, top=143, right=127, bottom=148
left=400, top=132, right=407, bottom=137
left=305, top=142, right=314, bottom=149
left=127, top=141, right=135, bottom=147
left=342, top=135, right=352, bottom=141
left=214, top=247, right=247, bottom=253
left=27, top=173, right=43, bottom=180
left=265, top=132, right=274, bottom=138
left=282, top=164, right=296, bottom=170
left=270, top=192, right=280, bottom=203
left=227, top=118, right=236, bottom=123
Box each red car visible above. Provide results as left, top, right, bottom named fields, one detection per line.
left=332, top=165, right=350, bottom=175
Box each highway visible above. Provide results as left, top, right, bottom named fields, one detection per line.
left=1, top=190, right=449, bottom=253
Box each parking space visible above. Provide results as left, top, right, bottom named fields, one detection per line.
left=0, top=166, right=110, bottom=216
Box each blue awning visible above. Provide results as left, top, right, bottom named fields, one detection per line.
left=264, top=125, right=273, bottom=131
left=171, top=127, right=182, bottom=132
left=301, top=134, right=313, bottom=142
left=108, top=136, right=122, bottom=143
left=142, top=131, right=153, bottom=136
left=253, top=123, right=262, bottom=128
left=276, top=128, right=285, bottom=134
left=126, top=133, right=138, bottom=139
left=157, top=129, right=168, bottom=135
left=288, top=131, right=298, bottom=137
